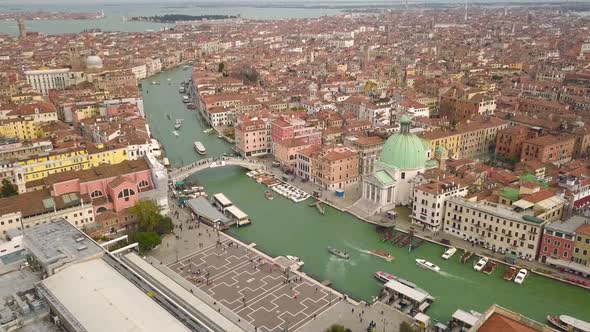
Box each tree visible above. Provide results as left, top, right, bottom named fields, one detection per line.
left=135, top=231, right=161, bottom=251
left=324, top=325, right=346, bottom=332
left=128, top=200, right=162, bottom=233
left=154, top=216, right=174, bottom=236
left=218, top=62, right=225, bottom=73
left=0, top=179, right=18, bottom=198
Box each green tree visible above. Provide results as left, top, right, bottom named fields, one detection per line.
left=218, top=62, right=225, bottom=73
left=324, top=324, right=346, bottom=332
left=154, top=216, right=174, bottom=236
left=0, top=179, right=18, bottom=198
left=128, top=200, right=162, bottom=233
left=135, top=231, right=161, bottom=251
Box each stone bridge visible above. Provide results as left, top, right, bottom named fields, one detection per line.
left=169, top=157, right=265, bottom=182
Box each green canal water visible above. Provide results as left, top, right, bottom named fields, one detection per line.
left=143, top=66, right=590, bottom=323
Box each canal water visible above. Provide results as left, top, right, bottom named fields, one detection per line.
left=143, top=66, right=590, bottom=323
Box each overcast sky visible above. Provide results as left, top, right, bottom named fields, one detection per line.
left=0, top=0, right=574, bottom=4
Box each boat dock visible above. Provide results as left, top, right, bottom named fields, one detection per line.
left=310, top=201, right=325, bottom=215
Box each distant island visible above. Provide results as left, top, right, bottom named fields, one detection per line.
left=0, top=11, right=104, bottom=21
left=128, top=14, right=239, bottom=23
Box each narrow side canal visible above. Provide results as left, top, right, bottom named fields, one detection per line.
left=142, top=67, right=590, bottom=323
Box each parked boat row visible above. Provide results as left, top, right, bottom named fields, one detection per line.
left=246, top=170, right=310, bottom=203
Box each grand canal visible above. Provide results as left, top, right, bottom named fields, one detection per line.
left=142, top=66, right=590, bottom=323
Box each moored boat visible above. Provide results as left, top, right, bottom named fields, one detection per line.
left=547, top=315, right=590, bottom=332
left=182, top=95, right=189, bottom=103
left=416, top=259, right=440, bottom=272
left=328, top=247, right=349, bottom=259
left=374, top=271, right=396, bottom=283
left=482, top=261, right=497, bottom=275
left=503, top=267, right=517, bottom=281
left=474, top=256, right=489, bottom=271
left=179, top=86, right=185, bottom=93
left=514, top=268, right=528, bottom=284
left=442, top=247, right=457, bottom=260
left=194, top=141, right=206, bottom=155
left=285, top=255, right=304, bottom=268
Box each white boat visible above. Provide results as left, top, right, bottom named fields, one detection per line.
left=179, top=86, right=185, bottom=93
left=162, top=157, right=170, bottom=167
left=374, top=271, right=396, bottom=283
left=442, top=247, right=457, bottom=260
left=286, top=255, right=304, bottom=268
left=174, top=119, right=183, bottom=129
left=474, top=257, right=489, bottom=271
left=416, top=259, right=440, bottom=272
left=548, top=315, right=590, bottom=332
left=514, top=268, right=528, bottom=284
left=194, top=141, right=206, bottom=155
left=172, top=131, right=179, bottom=137
left=182, top=95, right=189, bottom=103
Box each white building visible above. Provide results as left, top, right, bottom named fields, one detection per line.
left=411, top=177, right=469, bottom=232
left=25, top=68, right=72, bottom=95
left=131, top=64, right=147, bottom=80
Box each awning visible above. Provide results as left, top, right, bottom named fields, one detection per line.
left=512, top=199, right=534, bottom=210
left=575, top=195, right=590, bottom=209
left=452, top=309, right=480, bottom=326
left=546, top=257, right=590, bottom=275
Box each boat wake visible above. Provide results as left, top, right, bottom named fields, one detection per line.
left=438, top=271, right=475, bottom=283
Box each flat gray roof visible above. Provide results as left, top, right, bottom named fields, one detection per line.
left=545, top=215, right=588, bottom=234
left=384, top=279, right=429, bottom=303
left=186, top=197, right=229, bottom=224
left=23, top=219, right=103, bottom=273
left=41, top=259, right=190, bottom=332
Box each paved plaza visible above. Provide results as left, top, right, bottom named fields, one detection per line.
left=168, top=240, right=339, bottom=332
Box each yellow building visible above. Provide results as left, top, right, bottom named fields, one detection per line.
left=73, top=104, right=102, bottom=122
left=0, top=118, right=44, bottom=141
left=87, top=143, right=128, bottom=167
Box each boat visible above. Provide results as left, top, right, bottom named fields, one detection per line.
left=442, top=247, right=457, bottom=260
left=179, top=86, right=186, bottom=93
left=327, top=247, right=349, bottom=259
left=194, top=141, right=206, bottom=155
left=265, top=190, right=273, bottom=200
left=285, top=255, right=304, bottom=268
left=503, top=267, right=517, bottom=281
left=174, top=119, right=183, bottom=129
left=369, top=250, right=395, bottom=262
left=151, top=81, right=160, bottom=85
left=482, top=261, right=497, bottom=275
left=203, top=128, right=213, bottom=134
left=547, top=315, right=590, bottom=332
left=187, top=103, right=196, bottom=110
left=374, top=271, right=396, bottom=283
left=474, top=257, right=489, bottom=271
left=166, top=114, right=171, bottom=120
left=182, top=95, right=189, bottom=103
left=172, top=131, right=179, bottom=137
left=461, top=251, right=474, bottom=264
left=415, top=259, right=440, bottom=272
left=217, top=134, right=223, bottom=139
left=514, top=268, right=528, bottom=284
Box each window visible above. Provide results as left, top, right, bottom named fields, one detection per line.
left=90, top=190, right=103, bottom=198
left=401, top=172, right=406, bottom=180
left=138, top=180, right=149, bottom=188
left=117, top=188, right=136, bottom=201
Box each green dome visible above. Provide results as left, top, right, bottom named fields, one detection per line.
left=380, top=116, right=428, bottom=170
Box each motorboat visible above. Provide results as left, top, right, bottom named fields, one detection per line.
left=172, top=131, right=179, bottom=137
left=285, top=255, right=304, bottom=268
left=503, top=267, right=517, bottom=281
left=179, top=86, right=185, bottom=93
left=265, top=190, right=273, bottom=200
left=369, top=250, right=395, bottom=262
left=182, top=95, right=189, bottom=103
left=174, top=119, right=183, bottom=129
left=442, top=247, right=457, bottom=260
left=547, top=315, right=590, bottom=332
left=194, top=141, right=206, bottom=155
left=474, top=256, right=489, bottom=271
left=416, top=259, right=440, bottom=272
left=327, top=247, right=349, bottom=259
left=374, top=271, right=396, bottom=283
left=514, top=269, right=528, bottom=284
left=217, top=134, right=223, bottom=139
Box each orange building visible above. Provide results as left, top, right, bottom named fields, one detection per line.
left=296, top=146, right=359, bottom=190
left=495, top=125, right=534, bottom=160
left=520, top=135, right=575, bottom=166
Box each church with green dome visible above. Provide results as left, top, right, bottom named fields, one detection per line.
left=358, top=115, right=437, bottom=213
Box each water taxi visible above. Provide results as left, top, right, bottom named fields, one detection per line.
left=265, top=190, right=273, bottom=200
left=286, top=255, right=304, bottom=268
left=547, top=315, right=590, bottom=332
left=374, top=271, right=396, bottom=283
left=179, top=86, right=186, bottom=93
left=174, top=119, right=183, bottom=129
left=182, top=95, right=189, bottom=103
left=474, top=257, right=489, bottom=271
left=194, top=141, right=206, bottom=155
left=514, top=268, right=528, bottom=284
left=442, top=247, right=457, bottom=260
left=327, top=247, right=349, bottom=259
left=416, top=259, right=440, bottom=272
left=369, top=250, right=395, bottom=262
left=503, top=267, right=517, bottom=281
